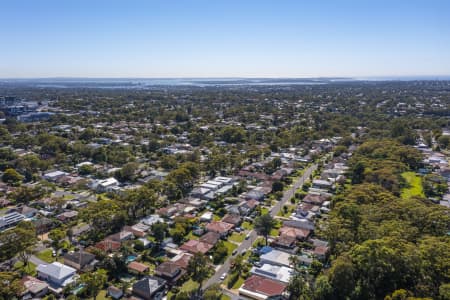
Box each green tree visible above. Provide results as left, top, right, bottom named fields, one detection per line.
left=187, top=252, right=211, bottom=297
left=2, top=168, right=23, bottom=185
left=49, top=228, right=66, bottom=257
left=212, top=241, right=228, bottom=264
left=151, top=221, right=168, bottom=247
left=0, top=272, right=24, bottom=299
left=79, top=269, right=108, bottom=300
left=254, top=214, right=276, bottom=245
left=0, top=222, right=37, bottom=267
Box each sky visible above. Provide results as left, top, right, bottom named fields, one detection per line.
left=1, top=0, right=450, bottom=78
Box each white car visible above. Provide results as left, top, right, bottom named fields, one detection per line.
left=220, top=273, right=227, bottom=281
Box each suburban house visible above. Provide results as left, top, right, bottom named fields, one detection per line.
left=199, top=231, right=221, bottom=246
left=36, top=262, right=77, bottom=289
left=107, top=285, right=124, bottom=299
left=239, top=274, right=287, bottom=300
left=221, top=214, right=242, bottom=226
left=132, top=276, right=166, bottom=300
left=179, top=240, right=214, bottom=254
left=94, top=239, right=121, bottom=252
left=250, top=264, right=293, bottom=284
left=170, top=252, right=193, bottom=270
left=106, top=230, right=134, bottom=242
left=21, top=275, right=49, bottom=299
left=155, top=261, right=186, bottom=286
left=0, top=211, right=25, bottom=231
left=205, top=221, right=234, bottom=237
left=56, top=210, right=78, bottom=223
left=259, top=249, right=292, bottom=268
left=63, top=251, right=96, bottom=271
left=95, top=177, right=119, bottom=193
left=279, top=226, right=311, bottom=241
left=128, top=261, right=150, bottom=274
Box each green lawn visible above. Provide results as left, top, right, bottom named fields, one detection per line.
left=242, top=221, right=253, bottom=230
left=401, top=172, right=425, bottom=199
left=221, top=295, right=231, bottom=300
left=14, top=261, right=37, bottom=276
left=260, top=207, right=269, bottom=215
left=181, top=279, right=199, bottom=293
left=277, top=205, right=295, bottom=217
left=228, top=232, right=245, bottom=243
left=223, top=271, right=245, bottom=289
left=36, top=249, right=55, bottom=263
left=232, top=276, right=245, bottom=289
left=223, top=241, right=238, bottom=255
left=89, top=290, right=110, bottom=300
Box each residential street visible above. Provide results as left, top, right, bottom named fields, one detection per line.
left=202, top=163, right=317, bottom=291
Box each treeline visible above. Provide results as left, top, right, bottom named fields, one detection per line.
left=312, top=140, right=450, bottom=300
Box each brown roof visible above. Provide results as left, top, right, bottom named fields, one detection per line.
left=179, top=240, right=213, bottom=254
left=279, top=226, right=311, bottom=240
left=273, top=235, right=297, bottom=248
left=21, top=275, right=48, bottom=295
left=241, top=275, right=287, bottom=297
left=199, top=231, right=221, bottom=246
left=128, top=261, right=149, bottom=273
left=171, top=253, right=193, bottom=269
left=94, top=240, right=121, bottom=252
left=155, top=261, right=185, bottom=282
left=206, top=221, right=234, bottom=234
left=221, top=214, right=241, bottom=225
left=303, top=193, right=330, bottom=205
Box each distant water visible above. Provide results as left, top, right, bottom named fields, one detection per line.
left=0, top=78, right=348, bottom=89
left=1, top=77, right=449, bottom=89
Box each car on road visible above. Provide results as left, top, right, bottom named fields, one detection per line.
left=245, top=233, right=251, bottom=240
left=232, top=249, right=238, bottom=256
left=220, top=273, right=227, bottom=281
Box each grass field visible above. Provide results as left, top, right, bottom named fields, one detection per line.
left=36, top=249, right=55, bottom=263
left=14, top=261, right=37, bottom=276
left=242, top=221, right=253, bottom=230
left=223, top=240, right=238, bottom=255
left=401, top=172, right=425, bottom=199
left=228, top=232, right=245, bottom=243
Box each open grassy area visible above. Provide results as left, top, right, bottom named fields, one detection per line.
left=228, top=232, right=245, bottom=243
left=36, top=249, right=55, bottom=263
left=223, top=240, right=238, bottom=255
left=401, top=172, right=425, bottom=199
left=89, top=290, right=110, bottom=300
left=242, top=221, right=253, bottom=230
left=181, top=279, right=199, bottom=293
left=14, top=261, right=37, bottom=276
left=223, top=271, right=246, bottom=289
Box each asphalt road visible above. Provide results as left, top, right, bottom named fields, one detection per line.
left=202, top=163, right=317, bottom=291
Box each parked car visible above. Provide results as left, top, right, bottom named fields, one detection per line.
left=220, top=273, right=227, bottom=281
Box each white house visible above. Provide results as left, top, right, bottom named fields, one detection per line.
left=37, top=262, right=76, bottom=288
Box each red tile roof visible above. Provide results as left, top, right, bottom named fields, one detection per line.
left=128, top=261, right=149, bottom=273
left=206, top=221, right=234, bottom=234
left=241, top=275, right=287, bottom=297
left=179, top=240, right=213, bottom=254
left=279, top=226, right=311, bottom=240
left=94, top=240, right=121, bottom=252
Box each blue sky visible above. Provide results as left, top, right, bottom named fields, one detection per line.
left=1, top=0, right=449, bottom=78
